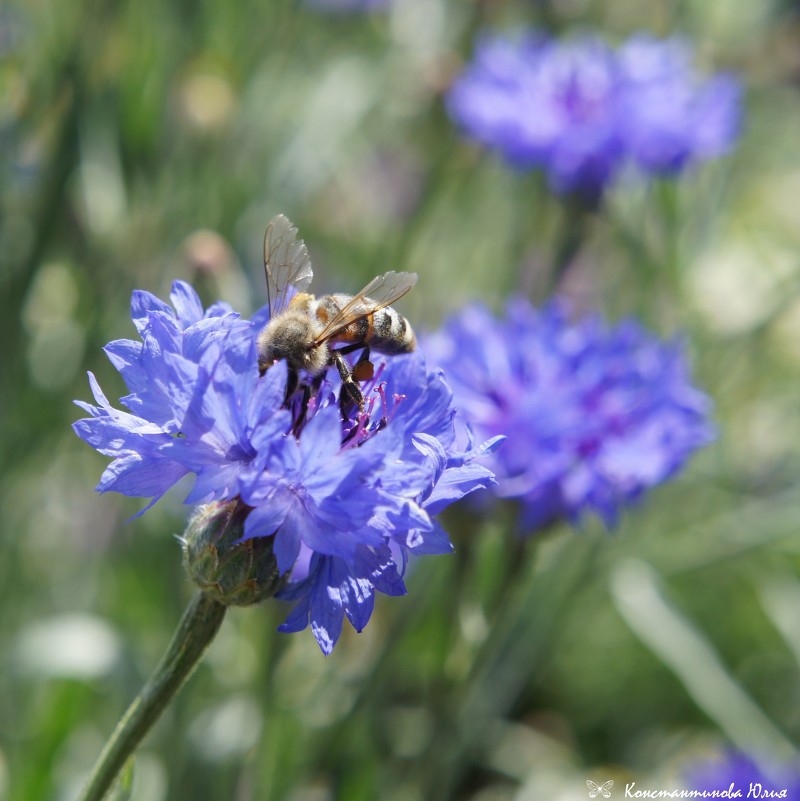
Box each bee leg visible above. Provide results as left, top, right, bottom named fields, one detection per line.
left=293, top=383, right=312, bottom=436
left=331, top=351, right=364, bottom=415
left=284, top=367, right=299, bottom=407
left=334, top=343, right=374, bottom=382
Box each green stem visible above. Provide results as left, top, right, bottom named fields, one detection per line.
left=655, top=178, right=682, bottom=298
left=548, top=194, right=596, bottom=297
left=422, top=534, right=602, bottom=799
left=78, top=592, right=227, bottom=801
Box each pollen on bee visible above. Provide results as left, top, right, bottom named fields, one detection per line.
left=352, top=359, right=375, bottom=382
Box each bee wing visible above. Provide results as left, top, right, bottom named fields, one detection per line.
left=311, top=270, right=417, bottom=346
left=263, top=214, right=314, bottom=318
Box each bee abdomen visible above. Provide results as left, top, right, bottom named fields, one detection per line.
left=315, top=294, right=415, bottom=354
left=370, top=306, right=416, bottom=354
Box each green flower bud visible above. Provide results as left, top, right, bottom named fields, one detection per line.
left=181, top=500, right=285, bottom=606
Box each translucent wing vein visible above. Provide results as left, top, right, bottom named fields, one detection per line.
left=263, top=214, right=314, bottom=318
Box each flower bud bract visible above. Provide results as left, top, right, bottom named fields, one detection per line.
left=182, top=500, right=285, bottom=606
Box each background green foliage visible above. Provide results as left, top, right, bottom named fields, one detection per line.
left=2, top=0, right=800, bottom=799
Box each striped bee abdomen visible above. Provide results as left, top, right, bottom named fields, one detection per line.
left=370, top=304, right=416, bottom=354
left=314, top=294, right=416, bottom=354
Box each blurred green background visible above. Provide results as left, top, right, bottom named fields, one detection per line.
left=3, top=0, right=800, bottom=799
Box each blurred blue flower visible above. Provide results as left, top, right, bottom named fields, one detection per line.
left=686, top=750, right=800, bottom=796
left=447, top=32, right=623, bottom=195
left=446, top=30, right=741, bottom=195
left=618, top=35, right=742, bottom=173
left=422, top=299, right=714, bottom=531
left=74, top=281, right=496, bottom=653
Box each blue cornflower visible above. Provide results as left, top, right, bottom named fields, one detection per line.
left=618, top=35, right=742, bottom=173
left=74, top=281, right=496, bottom=653
left=447, top=32, right=623, bottom=195
left=685, top=750, right=800, bottom=796
left=422, top=299, right=714, bottom=531
left=446, top=30, right=741, bottom=195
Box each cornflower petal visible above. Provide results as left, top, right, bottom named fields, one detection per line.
left=169, top=281, right=206, bottom=328
left=277, top=546, right=405, bottom=654
left=103, top=339, right=145, bottom=398
left=130, top=289, right=172, bottom=334
left=73, top=372, right=190, bottom=503
left=424, top=462, right=499, bottom=515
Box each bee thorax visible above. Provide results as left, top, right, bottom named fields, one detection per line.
left=257, top=311, right=328, bottom=374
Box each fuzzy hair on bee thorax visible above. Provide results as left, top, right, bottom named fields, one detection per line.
left=256, top=301, right=329, bottom=375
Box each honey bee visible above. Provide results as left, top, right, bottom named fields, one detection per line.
left=256, top=214, right=417, bottom=413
